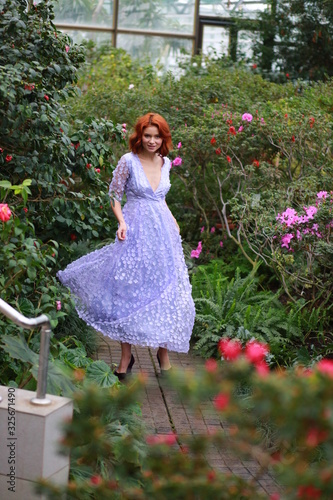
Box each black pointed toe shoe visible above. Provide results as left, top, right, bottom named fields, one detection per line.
left=114, top=354, right=135, bottom=382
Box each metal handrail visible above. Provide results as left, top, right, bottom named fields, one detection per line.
left=0, top=298, right=52, bottom=405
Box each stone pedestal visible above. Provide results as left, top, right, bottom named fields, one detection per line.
left=0, top=385, right=73, bottom=499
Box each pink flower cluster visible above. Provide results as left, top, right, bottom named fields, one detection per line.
left=276, top=192, right=333, bottom=249
left=191, top=241, right=202, bottom=259
left=0, top=203, right=12, bottom=222
left=218, top=338, right=269, bottom=375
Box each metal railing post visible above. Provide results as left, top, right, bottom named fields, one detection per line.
left=0, top=298, right=52, bottom=405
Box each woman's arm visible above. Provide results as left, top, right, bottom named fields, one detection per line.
left=111, top=200, right=127, bottom=241
left=165, top=200, right=180, bottom=233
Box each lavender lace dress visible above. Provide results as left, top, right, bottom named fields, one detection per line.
left=57, top=152, right=195, bottom=352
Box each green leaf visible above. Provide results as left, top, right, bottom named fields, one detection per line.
left=0, top=180, right=12, bottom=189
left=1, top=333, right=39, bottom=364
left=86, top=360, right=118, bottom=387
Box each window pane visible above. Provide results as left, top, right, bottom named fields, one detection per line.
left=237, top=29, right=258, bottom=60
left=117, top=34, right=192, bottom=71
left=200, top=1, right=267, bottom=19
left=118, top=0, right=195, bottom=34
left=54, top=0, right=114, bottom=27
left=59, top=29, right=112, bottom=45
left=202, top=25, right=230, bottom=56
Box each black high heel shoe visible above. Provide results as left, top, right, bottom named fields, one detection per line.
left=114, top=354, right=135, bottom=381
left=156, top=351, right=172, bottom=377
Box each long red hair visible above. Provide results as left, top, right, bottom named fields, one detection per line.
left=129, top=113, right=172, bottom=156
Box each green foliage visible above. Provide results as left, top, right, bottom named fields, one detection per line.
left=38, top=356, right=333, bottom=499
left=0, top=0, right=123, bottom=389
left=253, top=0, right=333, bottom=81
left=37, top=379, right=266, bottom=500
left=191, top=263, right=302, bottom=364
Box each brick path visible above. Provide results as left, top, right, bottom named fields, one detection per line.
left=96, top=335, right=279, bottom=497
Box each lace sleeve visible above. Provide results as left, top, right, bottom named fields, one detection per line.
left=109, top=156, right=130, bottom=202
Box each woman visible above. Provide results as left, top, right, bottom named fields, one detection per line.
left=58, top=113, right=195, bottom=380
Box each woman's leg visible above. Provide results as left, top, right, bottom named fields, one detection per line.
left=157, top=347, right=171, bottom=370
left=117, top=342, right=132, bottom=373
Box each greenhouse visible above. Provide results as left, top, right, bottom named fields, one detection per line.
left=54, top=0, right=267, bottom=69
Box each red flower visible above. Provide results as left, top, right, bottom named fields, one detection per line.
left=284, top=114, right=288, bottom=118
left=205, top=359, right=218, bottom=373
left=210, top=137, right=216, bottom=145
left=70, top=233, right=77, bottom=241
left=23, top=207, right=28, bottom=213
left=253, top=159, right=260, bottom=167
left=306, top=427, right=328, bottom=447
left=252, top=63, right=258, bottom=69
left=86, top=163, right=92, bottom=169
left=0, top=148, right=3, bottom=153
left=291, top=135, right=295, bottom=142
left=218, top=338, right=242, bottom=360
left=146, top=433, right=177, bottom=446
left=74, top=142, right=80, bottom=150
left=309, top=117, right=315, bottom=128
left=213, top=393, right=230, bottom=411
left=88, top=138, right=91, bottom=142
left=317, top=359, right=333, bottom=378
left=228, top=126, right=236, bottom=135
left=297, top=485, right=321, bottom=499
left=255, top=360, right=269, bottom=376
left=215, top=148, right=221, bottom=155
left=245, top=341, right=269, bottom=364
left=207, top=470, right=216, bottom=482
left=95, top=168, right=101, bottom=173
left=226, top=155, right=231, bottom=163
left=90, top=475, right=102, bottom=486
left=44, top=94, right=49, bottom=101
left=270, top=494, right=280, bottom=500
left=0, top=204, right=12, bottom=222
left=5, top=155, right=12, bottom=162
left=286, top=73, right=290, bottom=78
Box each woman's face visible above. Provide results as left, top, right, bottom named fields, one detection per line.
left=141, top=125, right=163, bottom=154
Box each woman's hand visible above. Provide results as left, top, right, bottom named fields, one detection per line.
left=117, top=221, right=127, bottom=241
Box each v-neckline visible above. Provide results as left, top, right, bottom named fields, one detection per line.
left=135, top=153, right=164, bottom=193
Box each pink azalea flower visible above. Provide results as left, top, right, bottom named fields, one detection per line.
left=177, top=142, right=182, bottom=149
left=210, top=227, right=215, bottom=233
left=304, top=205, right=317, bottom=219
left=245, top=340, right=269, bottom=364
left=56, top=300, right=62, bottom=311
left=281, top=233, right=294, bottom=249
left=255, top=360, right=270, bottom=377
left=213, top=393, right=230, bottom=411
left=316, top=359, right=333, bottom=378
left=0, top=203, right=12, bottom=222
left=242, top=113, right=253, bottom=122
left=65, top=45, right=70, bottom=53
left=200, top=226, right=205, bottom=233
left=219, top=241, right=223, bottom=247
left=172, top=156, right=182, bottom=167
left=317, top=191, right=327, bottom=199
left=122, top=123, right=126, bottom=128
left=191, top=241, right=202, bottom=259
left=218, top=338, right=242, bottom=360
left=238, top=125, right=244, bottom=133
left=205, top=359, right=218, bottom=373
left=261, top=118, right=265, bottom=124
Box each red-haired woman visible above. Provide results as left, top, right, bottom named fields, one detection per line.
left=58, top=113, right=195, bottom=380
